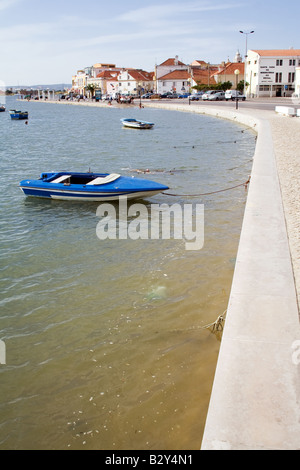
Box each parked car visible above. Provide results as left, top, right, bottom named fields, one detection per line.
left=202, top=90, right=223, bottom=100
left=141, top=93, right=153, bottom=99
left=160, top=92, right=176, bottom=98
left=119, top=95, right=133, bottom=103
left=225, top=90, right=246, bottom=101
left=178, top=93, right=191, bottom=98
left=208, top=91, right=225, bottom=101
left=190, top=92, right=204, bottom=101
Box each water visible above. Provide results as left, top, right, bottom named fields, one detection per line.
left=0, top=97, right=255, bottom=450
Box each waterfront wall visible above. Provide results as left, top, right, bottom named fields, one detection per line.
left=145, top=102, right=300, bottom=450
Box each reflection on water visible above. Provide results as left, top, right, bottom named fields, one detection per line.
left=0, top=97, right=255, bottom=449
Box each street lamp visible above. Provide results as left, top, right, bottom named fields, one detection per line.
left=234, top=69, right=240, bottom=109
left=240, top=30, right=254, bottom=96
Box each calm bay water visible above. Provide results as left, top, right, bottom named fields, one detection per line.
left=0, top=97, right=255, bottom=450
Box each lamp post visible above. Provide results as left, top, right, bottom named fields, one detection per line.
left=239, top=30, right=254, bottom=96
left=234, top=69, right=240, bottom=109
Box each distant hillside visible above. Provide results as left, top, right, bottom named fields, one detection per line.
left=8, top=84, right=72, bottom=91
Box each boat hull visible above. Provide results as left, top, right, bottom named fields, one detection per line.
left=19, top=186, right=164, bottom=201
left=19, top=172, right=168, bottom=202
left=9, top=110, right=28, bottom=120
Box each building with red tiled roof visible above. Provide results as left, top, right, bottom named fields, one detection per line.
left=214, top=62, right=245, bottom=89
left=246, top=48, right=300, bottom=97
left=116, top=69, right=154, bottom=96
left=158, top=57, right=186, bottom=67
left=190, top=65, right=219, bottom=87
left=157, top=69, right=191, bottom=94
left=155, top=55, right=187, bottom=81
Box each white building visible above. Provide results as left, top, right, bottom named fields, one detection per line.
left=116, top=69, right=154, bottom=96
left=294, top=67, right=300, bottom=98
left=246, top=49, right=300, bottom=97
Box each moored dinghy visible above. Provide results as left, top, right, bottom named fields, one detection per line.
left=19, top=171, right=169, bottom=201
left=9, top=109, right=29, bottom=120
left=121, top=118, right=154, bottom=129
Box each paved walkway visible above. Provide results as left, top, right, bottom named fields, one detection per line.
left=269, top=115, right=300, bottom=309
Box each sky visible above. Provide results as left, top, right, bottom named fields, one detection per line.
left=0, top=0, right=299, bottom=86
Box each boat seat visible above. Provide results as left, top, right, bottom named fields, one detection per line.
left=87, top=173, right=121, bottom=185
left=51, top=175, right=72, bottom=183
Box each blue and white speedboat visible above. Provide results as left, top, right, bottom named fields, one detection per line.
left=9, top=109, right=28, bottom=120
left=19, top=171, right=169, bottom=201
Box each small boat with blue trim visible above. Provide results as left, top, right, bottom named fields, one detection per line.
left=19, top=171, right=169, bottom=201
left=121, top=118, right=154, bottom=129
left=9, top=109, right=28, bottom=120
left=0, top=105, right=5, bottom=112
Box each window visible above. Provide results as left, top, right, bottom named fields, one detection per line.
left=276, top=59, right=283, bottom=66
left=259, top=85, right=271, bottom=91
left=288, top=72, right=295, bottom=83
left=275, top=72, right=282, bottom=83
left=289, top=59, right=296, bottom=66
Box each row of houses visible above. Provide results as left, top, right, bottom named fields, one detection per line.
left=71, top=48, right=300, bottom=99
left=71, top=52, right=245, bottom=98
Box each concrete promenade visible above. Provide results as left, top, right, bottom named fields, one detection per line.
left=143, top=101, right=300, bottom=450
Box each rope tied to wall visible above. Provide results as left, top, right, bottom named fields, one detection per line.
left=163, top=177, right=251, bottom=197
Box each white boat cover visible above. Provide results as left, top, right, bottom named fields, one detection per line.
left=87, top=174, right=121, bottom=185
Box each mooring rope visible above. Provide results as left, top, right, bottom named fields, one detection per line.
left=163, top=177, right=250, bottom=197
left=172, top=310, right=227, bottom=334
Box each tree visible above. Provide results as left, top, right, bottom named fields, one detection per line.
left=237, top=80, right=249, bottom=93
left=219, top=81, right=232, bottom=91
left=86, top=84, right=96, bottom=98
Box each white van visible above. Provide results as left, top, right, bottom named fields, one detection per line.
left=225, top=90, right=246, bottom=101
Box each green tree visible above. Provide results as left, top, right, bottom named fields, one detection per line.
left=219, top=81, right=232, bottom=91
left=86, top=84, right=96, bottom=98
left=237, top=80, right=249, bottom=93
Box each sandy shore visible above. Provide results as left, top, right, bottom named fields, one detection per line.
left=269, top=115, right=300, bottom=308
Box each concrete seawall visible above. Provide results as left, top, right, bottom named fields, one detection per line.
left=145, top=102, right=300, bottom=450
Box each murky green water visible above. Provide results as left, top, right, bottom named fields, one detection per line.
left=0, top=97, right=255, bottom=449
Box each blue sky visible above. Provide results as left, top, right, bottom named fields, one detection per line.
left=0, top=0, right=299, bottom=86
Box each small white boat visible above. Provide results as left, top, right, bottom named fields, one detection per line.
left=121, top=118, right=154, bottom=129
